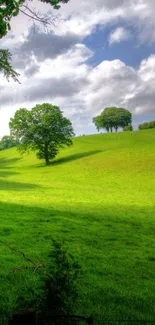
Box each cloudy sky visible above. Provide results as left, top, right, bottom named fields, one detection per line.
left=0, top=0, right=155, bottom=136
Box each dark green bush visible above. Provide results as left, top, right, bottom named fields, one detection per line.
left=150, top=120, right=155, bottom=128
left=37, top=241, right=81, bottom=325
left=138, top=120, right=155, bottom=130
left=0, top=135, right=19, bottom=151
left=15, top=241, right=81, bottom=325
left=123, top=125, right=133, bottom=131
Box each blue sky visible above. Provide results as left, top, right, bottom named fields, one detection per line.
left=0, top=0, right=155, bottom=136
left=84, top=25, right=155, bottom=68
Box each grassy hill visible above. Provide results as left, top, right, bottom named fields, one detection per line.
left=0, top=129, right=155, bottom=324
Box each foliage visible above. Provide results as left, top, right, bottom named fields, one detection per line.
left=37, top=241, right=81, bottom=324
left=0, top=0, right=69, bottom=39
left=9, top=103, right=74, bottom=164
left=0, top=49, right=19, bottom=82
left=138, top=120, right=155, bottom=130
left=0, top=1, right=69, bottom=82
left=123, top=124, right=133, bottom=131
left=93, top=107, right=132, bottom=132
left=14, top=241, right=81, bottom=325
left=0, top=135, right=19, bottom=150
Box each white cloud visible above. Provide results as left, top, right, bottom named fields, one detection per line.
left=3, top=0, right=155, bottom=44
left=1, top=0, right=155, bottom=136
left=109, top=27, right=132, bottom=45
left=56, top=0, right=155, bottom=44
left=1, top=40, right=155, bottom=136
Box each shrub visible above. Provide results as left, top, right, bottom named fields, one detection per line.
left=123, top=125, right=133, bottom=131
left=138, top=120, right=155, bottom=130
left=37, top=241, right=81, bottom=325
left=15, top=241, right=81, bottom=325
left=0, top=135, right=19, bottom=151
left=150, top=120, right=155, bottom=128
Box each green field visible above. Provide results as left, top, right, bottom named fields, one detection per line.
left=0, top=129, right=155, bottom=324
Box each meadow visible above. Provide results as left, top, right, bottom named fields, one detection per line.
left=0, top=129, right=155, bottom=324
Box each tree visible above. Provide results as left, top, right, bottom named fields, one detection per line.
left=103, top=107, right=120, bottom=132
left=117, top=108, right=132, bottom=130
left=9, top=103, right=74, bottom=165
left=0, top=135, right=19, bottom=150
left=93, top=107, right=132, bottom=133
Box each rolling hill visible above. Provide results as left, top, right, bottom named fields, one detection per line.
left=0, top=129, right=155, bottom=324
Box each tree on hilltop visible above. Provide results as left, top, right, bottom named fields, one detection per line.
left=9, top=103, right=74, bottom=165
left=93, top=107, right=132, bottom=133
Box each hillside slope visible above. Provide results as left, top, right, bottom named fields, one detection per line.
left=0, top=130, right=155, bottom=323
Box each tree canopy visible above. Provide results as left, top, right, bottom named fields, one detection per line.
left=93, top=107, right=132, bottom=133
left=9, top=103, right=74, bottom=165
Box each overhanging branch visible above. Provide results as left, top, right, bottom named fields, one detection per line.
left=19, top=3, right=60, bottom=29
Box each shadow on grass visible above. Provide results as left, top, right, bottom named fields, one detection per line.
left=0, top=157, right=21, bottom=175
left=0, top=170, right=19, bottom=177
left=0, top=157, right=38, bottom=190
left=0, top=157, right=21, bottom=167
left=1, top=201, right=155, bottom=323
left=0, top=180, right=40, bottom=191
left=52, top=150, right=102, bottom=166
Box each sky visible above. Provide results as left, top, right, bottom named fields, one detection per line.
left=0, top=0, right=155, bottom=136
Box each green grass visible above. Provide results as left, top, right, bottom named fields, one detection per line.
left=0, top=129, right=155, bottom=324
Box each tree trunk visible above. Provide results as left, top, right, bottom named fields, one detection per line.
left=45, top=143, right=50, bottom=165
left=110, top=127, right=113, bottom=132
left=45, top=157, right=50, bottom=165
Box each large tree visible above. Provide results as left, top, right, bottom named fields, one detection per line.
left=93, top=107, right=132, bottom=133
left=9, top=103, right=74, bottom=165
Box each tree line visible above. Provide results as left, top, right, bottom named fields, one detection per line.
left=138, top=120, right=155, bottom=130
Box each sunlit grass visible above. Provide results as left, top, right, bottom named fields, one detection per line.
left=0, top=129, right=155, bottom=324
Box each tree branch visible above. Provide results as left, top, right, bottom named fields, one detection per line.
left=19, top=3, right=60, bottom=29
left=8, top=245, right=36, bottom=265
left=8, top=245, right=46, bottom=273
left=0, top=49, right=20, bottom=83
